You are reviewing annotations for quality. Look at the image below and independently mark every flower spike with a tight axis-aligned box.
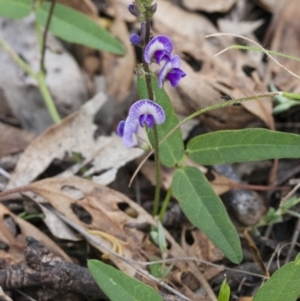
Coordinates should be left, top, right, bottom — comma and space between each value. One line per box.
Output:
117, 100, 165, 148
158, 55, 186, 88
144, 35, 173, 64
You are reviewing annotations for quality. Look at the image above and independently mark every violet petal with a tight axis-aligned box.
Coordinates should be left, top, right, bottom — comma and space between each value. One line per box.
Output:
144, 35, 173, 64
158, 55, 185, 88
139, 114, 146, 127
166, 68, 186, 87
117, 120, 125, 137
144, 114, 155, 128
129, 99, 165, 125
122, 117, 139, 148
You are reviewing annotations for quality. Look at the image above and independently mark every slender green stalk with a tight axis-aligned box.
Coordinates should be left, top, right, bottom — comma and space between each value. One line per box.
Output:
159, 188, 172, 222
36, 71, 61, 123
0, 38, 36, 78
142, 18, 161, 216
281, 92, 300, 101
0, 35, 61, 124
229, 45, 300, 63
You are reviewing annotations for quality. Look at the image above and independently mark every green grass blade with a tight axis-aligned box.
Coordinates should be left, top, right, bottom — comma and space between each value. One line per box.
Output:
36, 2, 125, 55
88, 260, 163, 301
187, 128, 300, 165
172, 166, 242, 264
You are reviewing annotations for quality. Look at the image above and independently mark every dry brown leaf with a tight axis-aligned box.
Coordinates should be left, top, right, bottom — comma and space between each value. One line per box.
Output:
0, 123, 36, 157
241, 99, 274, 130
255, 0, 285, 12
140, 159, 234, 196
218, 19, 264, 36
182, 0, 237, 13
182, 226, 224, 263
0, 203, 71, 265
152, 1, 272, 129
57, 0, 98, 17
271, 0, 300, 93
101, 4, 135, 102
7, 93, 143, 189
1, 177, 219, 299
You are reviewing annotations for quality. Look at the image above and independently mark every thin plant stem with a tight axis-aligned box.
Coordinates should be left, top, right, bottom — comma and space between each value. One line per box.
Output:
0, 38, 36, 78
159, 188, 172, 222
228, 45, 300, 63
142, 18, 161, 216
0, 32, 61, 124
40, 0, 57, 73
36, 71, 61, 123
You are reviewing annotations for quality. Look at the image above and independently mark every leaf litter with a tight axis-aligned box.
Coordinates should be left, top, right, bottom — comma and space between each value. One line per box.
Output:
0, 0, 300, 300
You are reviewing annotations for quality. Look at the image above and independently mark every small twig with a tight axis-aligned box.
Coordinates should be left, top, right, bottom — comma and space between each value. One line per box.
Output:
40, 0, 57, 73
280, 181, 300, 206
285, 218, 300, 263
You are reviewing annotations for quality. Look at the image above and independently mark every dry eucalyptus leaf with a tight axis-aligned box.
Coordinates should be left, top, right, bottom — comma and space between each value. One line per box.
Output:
7, 93, 143, 189
181, 226, 224, 263
182, 0, 237, 13
0, 123, 36, 157
271, 0, 300, 93
58, 0, 98, 17
101, 5, 135, 102
218, 19, 264, 35
153, 1, 273, 129
254, 0, 285, 12
1, 177, 216, 298
0, 203, 71, 265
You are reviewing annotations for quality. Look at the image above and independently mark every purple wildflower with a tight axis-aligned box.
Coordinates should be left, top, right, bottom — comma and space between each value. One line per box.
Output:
158, 55, 186, 88
144, 35, 173, 65
117, 100, 165, 147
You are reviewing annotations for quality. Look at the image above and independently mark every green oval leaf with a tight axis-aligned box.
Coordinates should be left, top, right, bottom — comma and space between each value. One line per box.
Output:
172, 166, 242, 264
187, 128, 300, 165
88, 260, 163, 301
0, 0, 31, 19
36, 3, 125, 55
253, 254, 300, 301
137, 76, 184, 167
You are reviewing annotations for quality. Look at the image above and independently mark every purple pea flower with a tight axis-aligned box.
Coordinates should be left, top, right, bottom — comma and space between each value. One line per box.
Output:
158, 55, 186, 88
117, 99, 165, 148
144, 35, 173, 65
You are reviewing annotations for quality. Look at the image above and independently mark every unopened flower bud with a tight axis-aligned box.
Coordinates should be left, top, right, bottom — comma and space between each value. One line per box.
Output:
150, 3, 157, 14
128, 4, 140, 17
130, 33, 142, 46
